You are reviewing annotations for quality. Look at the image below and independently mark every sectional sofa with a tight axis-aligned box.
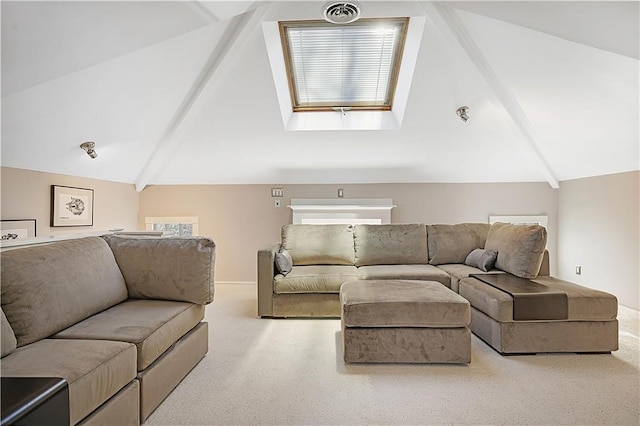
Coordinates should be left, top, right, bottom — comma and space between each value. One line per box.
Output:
257, 223, 618, 354
1, 235, 215, 425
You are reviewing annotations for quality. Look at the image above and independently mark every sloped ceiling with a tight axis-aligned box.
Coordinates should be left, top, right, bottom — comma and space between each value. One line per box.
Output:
1, 1, 638, 190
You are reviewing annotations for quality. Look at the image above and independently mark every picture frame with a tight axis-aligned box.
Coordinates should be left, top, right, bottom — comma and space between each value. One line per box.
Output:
1, 219, 37, 240
51, 185, 94, 227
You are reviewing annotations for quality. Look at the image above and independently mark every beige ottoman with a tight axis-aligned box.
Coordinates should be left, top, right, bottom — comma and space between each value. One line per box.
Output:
340, 280, 471, 364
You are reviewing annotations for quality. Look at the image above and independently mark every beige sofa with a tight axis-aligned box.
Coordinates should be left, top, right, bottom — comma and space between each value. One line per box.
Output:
1, 235, 215, 424
257, 223, 618, 354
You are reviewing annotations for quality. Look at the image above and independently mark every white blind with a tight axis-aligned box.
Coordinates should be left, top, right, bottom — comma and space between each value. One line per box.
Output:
282, 19, 407, 109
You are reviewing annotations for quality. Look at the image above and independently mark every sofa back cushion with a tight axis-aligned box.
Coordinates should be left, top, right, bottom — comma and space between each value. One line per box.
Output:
1, 308, 17, 357
484, 222, 547, 278
427, 223, 490, 265
0, 237, 128, 347
282, 224, 355, 265
103, 235, 216, 304
354, 224, 428, 266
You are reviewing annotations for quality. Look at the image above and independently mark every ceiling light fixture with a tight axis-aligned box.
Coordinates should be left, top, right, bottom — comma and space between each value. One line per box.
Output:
323, 1, 361, 24
80, 141, 97, 159
456, 106, 470, 122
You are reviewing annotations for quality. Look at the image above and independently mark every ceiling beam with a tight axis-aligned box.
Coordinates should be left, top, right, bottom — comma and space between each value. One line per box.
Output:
187, 2, 221, 23
134, 3, 270, 192
423, 2, 560, 189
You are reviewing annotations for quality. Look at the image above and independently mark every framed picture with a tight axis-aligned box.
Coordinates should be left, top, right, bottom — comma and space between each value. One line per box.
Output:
51, 185, 94, 227
1, 219, 36, 240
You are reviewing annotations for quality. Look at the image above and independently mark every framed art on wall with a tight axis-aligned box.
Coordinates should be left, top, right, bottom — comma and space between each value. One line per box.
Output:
1, 219, 37, 240
51, 185, 94, 227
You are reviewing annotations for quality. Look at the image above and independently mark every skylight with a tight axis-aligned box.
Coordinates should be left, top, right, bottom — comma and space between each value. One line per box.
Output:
279, 18, 409, 112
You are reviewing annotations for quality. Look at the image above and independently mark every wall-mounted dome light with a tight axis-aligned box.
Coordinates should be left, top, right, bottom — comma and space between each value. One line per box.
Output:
323, 1, 361, 24
456, 106, 470, 122
80, 141, 97, 159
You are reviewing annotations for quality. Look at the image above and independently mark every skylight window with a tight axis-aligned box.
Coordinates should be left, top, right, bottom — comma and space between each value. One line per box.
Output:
279, 18, 409, 112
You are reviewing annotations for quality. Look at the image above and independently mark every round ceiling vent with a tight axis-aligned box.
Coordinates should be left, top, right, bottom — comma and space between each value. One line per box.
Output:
323, 1, 361, 24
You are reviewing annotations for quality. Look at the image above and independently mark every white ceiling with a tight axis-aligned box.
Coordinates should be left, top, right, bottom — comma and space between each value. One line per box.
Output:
1, 1, 638, 190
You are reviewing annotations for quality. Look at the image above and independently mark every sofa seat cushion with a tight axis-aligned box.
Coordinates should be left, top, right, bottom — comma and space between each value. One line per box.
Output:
1, 237, 128, 347
357, 265, 451, 288
281, 224, 355, 265
0, 339, 136, 425
427, 223, 490, 265
340, 280, 470, 328
459, 276, 618, 323
274, 265, 360, 294
436, 264, 503, 293
354, 224, 428, 266
53, 300, 204, 371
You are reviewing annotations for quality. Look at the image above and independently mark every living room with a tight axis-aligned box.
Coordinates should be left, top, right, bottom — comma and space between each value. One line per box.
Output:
1, 1, 639, 425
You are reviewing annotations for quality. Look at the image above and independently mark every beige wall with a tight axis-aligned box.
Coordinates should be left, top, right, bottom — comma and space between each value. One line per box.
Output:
1, 167, 138, 237
4, 165, 636, 308
138, 182, 558, 283
558, 171, 640, 310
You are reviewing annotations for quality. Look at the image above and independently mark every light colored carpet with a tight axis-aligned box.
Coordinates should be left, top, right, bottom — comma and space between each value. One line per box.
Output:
146, 284, 640, 425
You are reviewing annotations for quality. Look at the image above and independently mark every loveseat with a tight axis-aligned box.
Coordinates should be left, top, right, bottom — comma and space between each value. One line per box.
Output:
257, 223, 618, 354
1, 235, 215, 425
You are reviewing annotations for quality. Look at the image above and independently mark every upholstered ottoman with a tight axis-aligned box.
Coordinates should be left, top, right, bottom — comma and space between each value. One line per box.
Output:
340, 280, 471, 364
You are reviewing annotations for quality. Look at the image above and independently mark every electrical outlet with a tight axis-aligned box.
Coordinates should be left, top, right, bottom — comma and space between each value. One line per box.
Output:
275, 199, 281, 208
575, 265, 582, 275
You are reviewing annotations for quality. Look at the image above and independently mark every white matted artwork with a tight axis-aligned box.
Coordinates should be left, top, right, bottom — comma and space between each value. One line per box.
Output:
145, 216, 199, 236
1, 219, 36, 240
489, 215, 548, 229
51, 185, 94, 227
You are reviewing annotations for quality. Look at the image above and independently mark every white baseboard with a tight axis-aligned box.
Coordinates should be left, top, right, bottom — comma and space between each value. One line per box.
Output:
215, 281, 256, 286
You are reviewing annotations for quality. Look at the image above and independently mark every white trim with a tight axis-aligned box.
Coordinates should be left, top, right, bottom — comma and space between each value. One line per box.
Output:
215, 281, 256, 286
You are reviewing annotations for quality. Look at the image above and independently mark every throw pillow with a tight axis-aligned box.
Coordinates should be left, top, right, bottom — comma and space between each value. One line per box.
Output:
464, 248, 498, 272
1, 308, 17, 358
275, 249, 293, 276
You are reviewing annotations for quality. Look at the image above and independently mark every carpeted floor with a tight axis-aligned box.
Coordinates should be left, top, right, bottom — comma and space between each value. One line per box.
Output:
146, 284, 640, 425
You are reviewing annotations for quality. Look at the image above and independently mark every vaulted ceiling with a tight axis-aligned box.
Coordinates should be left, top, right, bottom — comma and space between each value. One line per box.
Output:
2, 1, 638, 191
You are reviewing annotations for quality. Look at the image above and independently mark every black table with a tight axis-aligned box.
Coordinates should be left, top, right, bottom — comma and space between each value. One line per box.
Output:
1, 377, 69, 426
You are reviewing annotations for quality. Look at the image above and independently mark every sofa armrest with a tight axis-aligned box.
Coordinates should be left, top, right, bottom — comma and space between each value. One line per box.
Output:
102, 235, 215, 304
257, 243, 281, 317
538, 249, 550, 276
